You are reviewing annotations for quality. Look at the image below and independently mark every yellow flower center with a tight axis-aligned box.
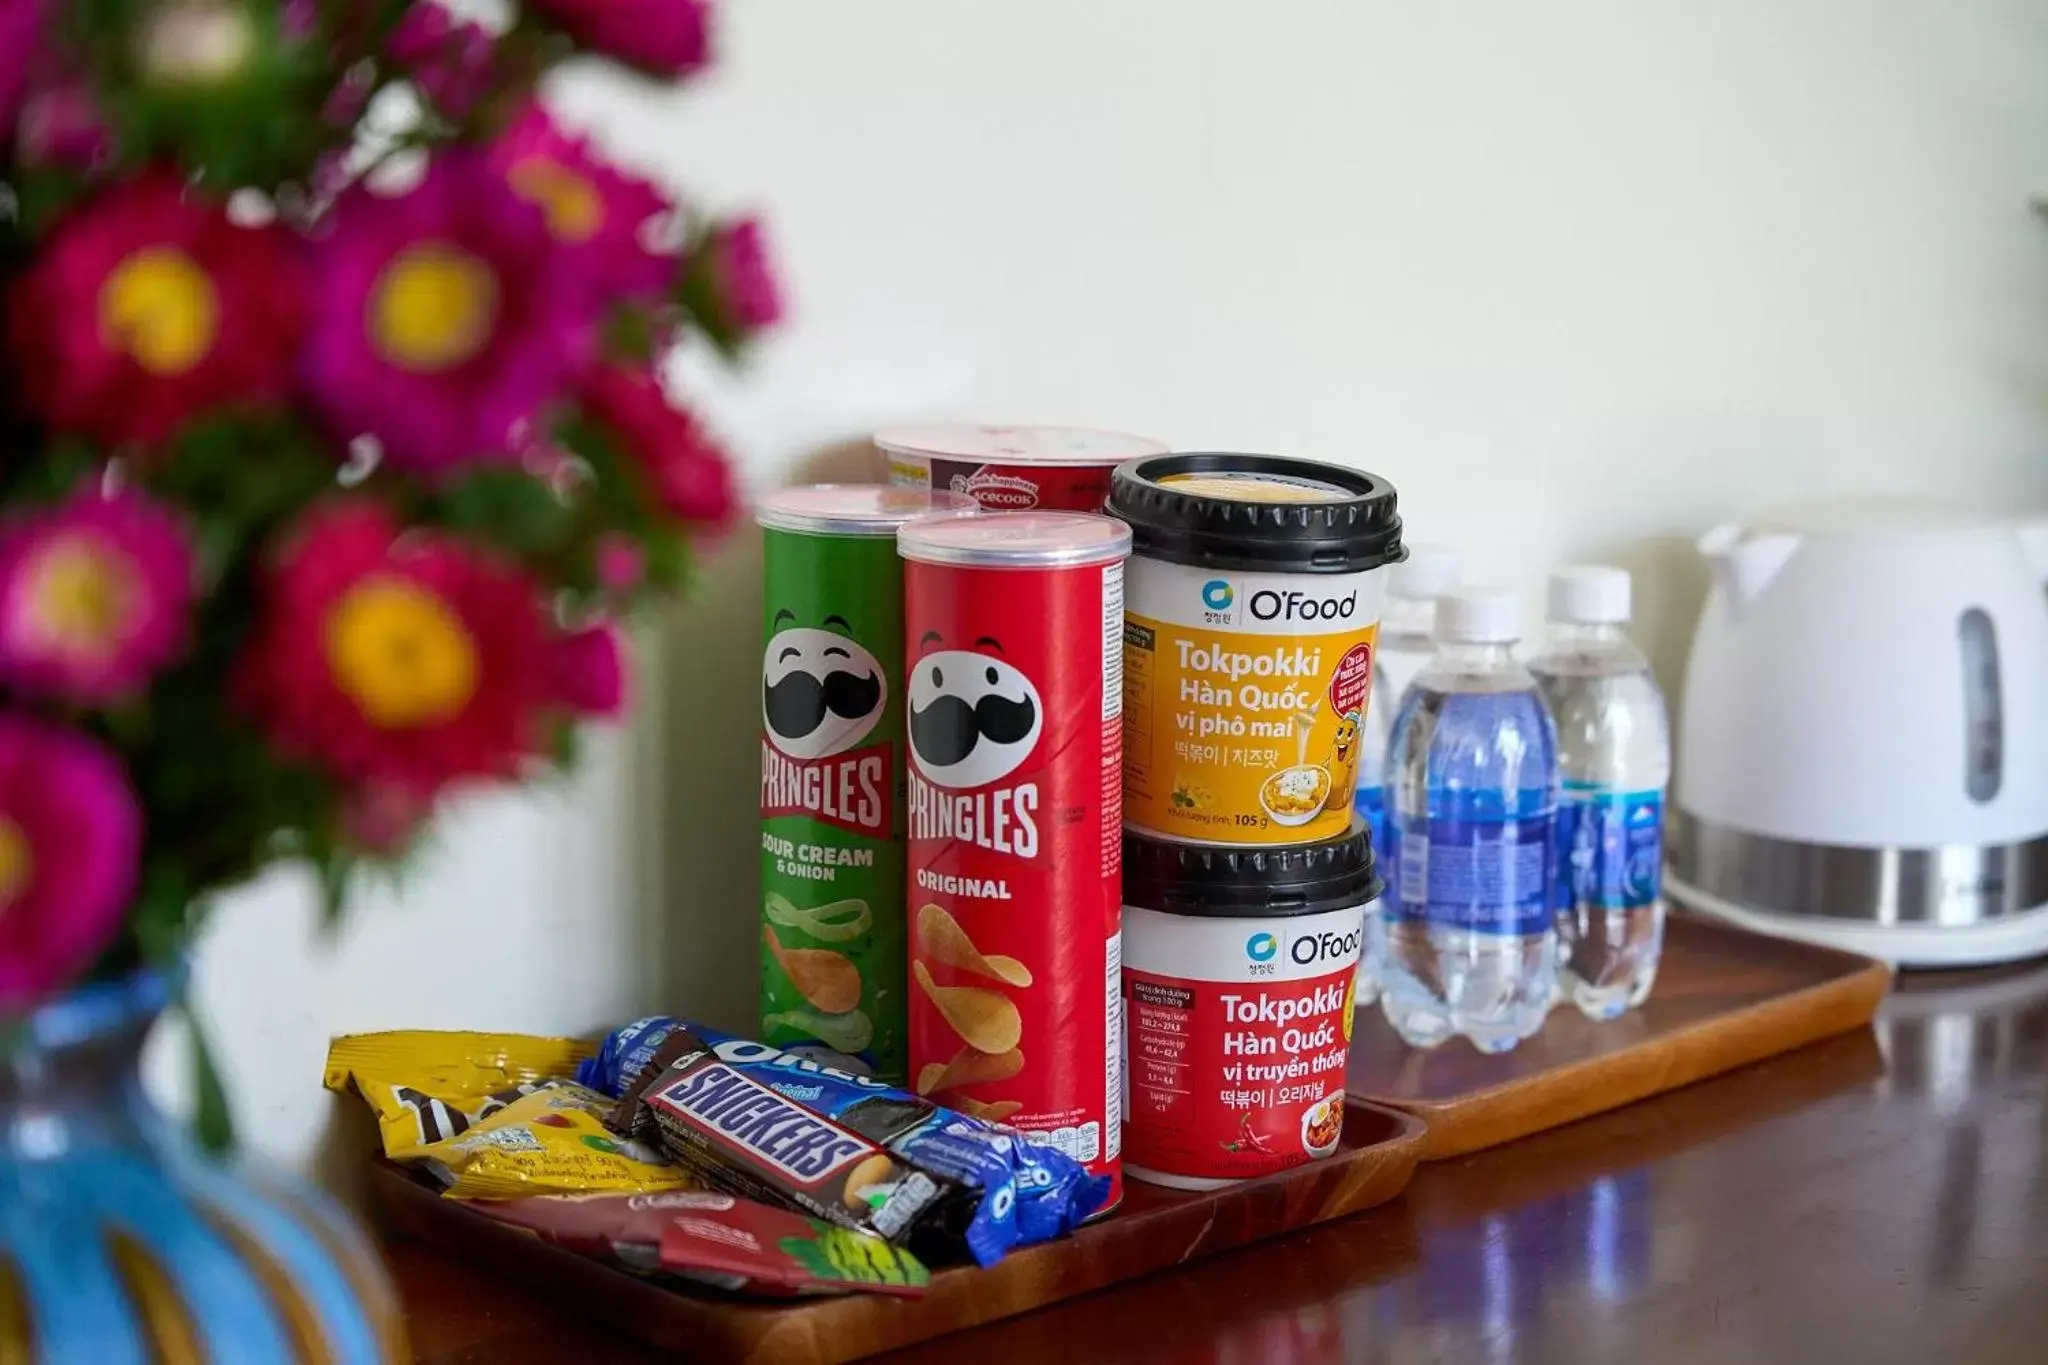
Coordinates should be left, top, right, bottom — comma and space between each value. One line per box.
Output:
21, 536, 137, 660
324, 577, 480, 730
368, 243, 500, 374
98, 246, 220, 377
0, 818, 32, 916
505, 157, 606, 245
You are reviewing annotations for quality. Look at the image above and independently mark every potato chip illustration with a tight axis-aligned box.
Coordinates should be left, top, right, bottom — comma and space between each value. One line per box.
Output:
914, 1045, 1024, 1096
916, 903, 1033, 988
941, 1094, 1022, 1124
912, 961, 1023, 1055
765, 927, 863, 1016
762, 1006, 873, 1057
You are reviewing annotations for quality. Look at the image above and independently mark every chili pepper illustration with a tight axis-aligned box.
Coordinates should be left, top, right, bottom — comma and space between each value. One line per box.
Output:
1218, 1111, 1277, 1155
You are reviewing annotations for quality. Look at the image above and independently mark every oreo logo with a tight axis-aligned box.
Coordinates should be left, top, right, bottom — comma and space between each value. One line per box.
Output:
762, 612, 885, 760
907, 637, 1043, 789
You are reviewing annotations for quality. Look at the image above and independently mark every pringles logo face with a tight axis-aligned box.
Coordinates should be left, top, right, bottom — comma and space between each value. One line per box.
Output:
761, 610, 890, 836
762, 611, 885, 759
907, 635, 1043, 856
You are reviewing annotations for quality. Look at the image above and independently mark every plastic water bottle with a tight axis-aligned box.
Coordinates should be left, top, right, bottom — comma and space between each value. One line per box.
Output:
1354, 546, 1461, 1008
1376, 587, 1559, 1053
1529, 566, 1670, 1019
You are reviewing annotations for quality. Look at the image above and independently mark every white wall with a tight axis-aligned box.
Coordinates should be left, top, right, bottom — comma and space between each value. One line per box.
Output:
168, 0, 2048, 1178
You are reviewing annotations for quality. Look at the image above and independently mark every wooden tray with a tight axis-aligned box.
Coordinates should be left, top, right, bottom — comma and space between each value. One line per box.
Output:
1347, 911, 1891, 1159
373, 1099, 1426, 1365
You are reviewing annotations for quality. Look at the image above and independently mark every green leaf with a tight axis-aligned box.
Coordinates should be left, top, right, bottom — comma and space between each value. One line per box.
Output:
184, 999, 237, 1157
316, 849, 356, 938
435, 468, 579, 561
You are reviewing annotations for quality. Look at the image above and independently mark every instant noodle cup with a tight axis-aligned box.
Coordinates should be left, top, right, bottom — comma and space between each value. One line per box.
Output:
1121, 821, 1377, 1190
1111, 454, 1404, 846
757, 486, 978, 1082
898, 510, 1132, 1209
878, 424, 1168, 512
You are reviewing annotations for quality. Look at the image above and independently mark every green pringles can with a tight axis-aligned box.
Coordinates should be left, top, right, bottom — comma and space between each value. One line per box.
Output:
756, 486, 978, 1081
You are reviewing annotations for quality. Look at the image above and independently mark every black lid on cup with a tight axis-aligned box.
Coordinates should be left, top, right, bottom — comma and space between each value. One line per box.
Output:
1122, 820, 1379, 918
1109, 453, 1405, 574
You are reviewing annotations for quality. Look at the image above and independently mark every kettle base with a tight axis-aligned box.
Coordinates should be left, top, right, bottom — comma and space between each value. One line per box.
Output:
1667, 872, 2048, 968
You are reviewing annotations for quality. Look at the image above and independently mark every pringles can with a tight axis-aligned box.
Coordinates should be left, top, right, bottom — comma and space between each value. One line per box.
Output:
898, 511, 1133, 1208
757, 486, 977, 1082
878, 424, 1169, 512
1111, 454, 1405, 846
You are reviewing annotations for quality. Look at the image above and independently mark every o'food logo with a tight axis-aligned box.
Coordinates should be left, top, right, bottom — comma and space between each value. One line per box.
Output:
1201, 579, 1235, 612
1245, 932, 1278, 963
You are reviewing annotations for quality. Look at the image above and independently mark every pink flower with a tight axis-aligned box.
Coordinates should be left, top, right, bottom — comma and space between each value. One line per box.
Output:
341, 782, 433, 855
240, 501, 554, 798
526, 0, 710, 76
0, 487, 197, 704
0, 0, 45, 143
301, 154, 601, 475
15, 75, 109, 169
7, 171, 305, 448
489, 103, 676, 302
552, 622, 630, 718
579, 364, 736, 528
0, 716, 141, 1013
388, 2, 496, 120
594, 534, 645, 593
700, 217, 781, 334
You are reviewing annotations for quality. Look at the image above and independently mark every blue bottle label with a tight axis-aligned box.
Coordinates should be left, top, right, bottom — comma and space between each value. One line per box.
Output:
1391, 792, 1554, 936
1554, 786, 1663, 911
1354, 783, 1387, 891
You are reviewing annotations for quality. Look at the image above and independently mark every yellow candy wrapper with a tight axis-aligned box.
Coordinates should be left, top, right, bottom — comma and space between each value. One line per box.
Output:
410, 1083, 692, 1200
324, 1029, 593, 1160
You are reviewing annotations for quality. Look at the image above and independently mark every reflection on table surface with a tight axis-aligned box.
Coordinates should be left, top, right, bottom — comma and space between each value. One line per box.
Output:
878, 956, 2048, 1365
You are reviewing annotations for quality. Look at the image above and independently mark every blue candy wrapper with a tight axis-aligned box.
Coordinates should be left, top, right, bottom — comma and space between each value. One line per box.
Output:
587, 1017, 1110, 1267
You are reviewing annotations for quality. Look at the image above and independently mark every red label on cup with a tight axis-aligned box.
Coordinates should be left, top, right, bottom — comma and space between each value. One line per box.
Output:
1121, 904, 1361, 1184
1328, 641, 1374, 718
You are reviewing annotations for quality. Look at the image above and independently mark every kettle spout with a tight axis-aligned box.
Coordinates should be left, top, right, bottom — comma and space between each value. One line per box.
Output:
1698, 523, 1801, 611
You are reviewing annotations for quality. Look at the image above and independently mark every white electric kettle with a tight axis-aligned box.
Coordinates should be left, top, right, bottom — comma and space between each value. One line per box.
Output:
1666, 499, 2048, 966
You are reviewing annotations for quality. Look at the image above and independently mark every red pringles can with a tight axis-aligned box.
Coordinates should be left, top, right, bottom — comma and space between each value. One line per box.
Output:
898, 511, 1133, 1209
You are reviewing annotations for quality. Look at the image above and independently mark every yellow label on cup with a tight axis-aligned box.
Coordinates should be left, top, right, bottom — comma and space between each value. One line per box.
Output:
1122, 559, 1385, 844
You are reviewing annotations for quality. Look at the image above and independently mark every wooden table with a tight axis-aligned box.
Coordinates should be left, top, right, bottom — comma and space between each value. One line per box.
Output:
387, 959, 2048, 1364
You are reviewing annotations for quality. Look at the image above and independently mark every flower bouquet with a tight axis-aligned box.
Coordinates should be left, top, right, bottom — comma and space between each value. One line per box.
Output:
0, 0, 775, 1140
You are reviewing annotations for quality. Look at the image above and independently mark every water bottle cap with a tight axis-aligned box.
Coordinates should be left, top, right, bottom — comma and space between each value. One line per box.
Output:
1548, 565, 1632, 624
1388, 543, 1460, 600
1436, 586, 1520, 644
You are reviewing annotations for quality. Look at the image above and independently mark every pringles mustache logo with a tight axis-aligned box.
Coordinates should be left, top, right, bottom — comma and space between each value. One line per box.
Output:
907, 635, 1044, 855
907, 637, 1042, 789
762, 612, 885, 760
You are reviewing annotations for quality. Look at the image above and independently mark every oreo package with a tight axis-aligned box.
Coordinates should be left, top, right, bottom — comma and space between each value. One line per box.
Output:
586, 1018, 1110, 1267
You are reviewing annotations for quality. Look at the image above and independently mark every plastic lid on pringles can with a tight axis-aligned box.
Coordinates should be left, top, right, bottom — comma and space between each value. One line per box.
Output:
756, 485, 978, 537
896, 510, 1133, 568
1108, 453, 1404, 573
